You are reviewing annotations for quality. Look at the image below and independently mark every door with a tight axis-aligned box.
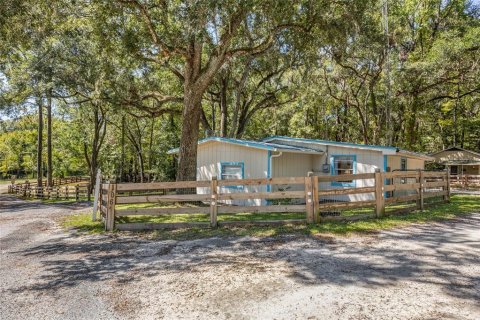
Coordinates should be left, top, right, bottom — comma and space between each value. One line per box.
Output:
450, 165, 458, 175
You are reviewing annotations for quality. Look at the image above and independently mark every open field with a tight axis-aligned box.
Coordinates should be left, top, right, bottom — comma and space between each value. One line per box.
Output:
1, 193, 480, 319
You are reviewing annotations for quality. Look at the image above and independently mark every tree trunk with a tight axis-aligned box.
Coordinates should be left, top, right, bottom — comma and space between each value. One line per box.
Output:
176, 94, 202, 181
37, 99, 43, 186
220, 77, 228, 137
120, 115, 125, 182
148, 118, 154, 170
46, 89, 53, 187
138, 152, 145, 183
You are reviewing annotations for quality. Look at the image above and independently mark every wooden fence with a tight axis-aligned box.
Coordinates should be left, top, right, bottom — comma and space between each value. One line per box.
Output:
450, 174, 480, 189
8, 177, 92, 201
9, 176, 89, 188
97, 170, 449, 231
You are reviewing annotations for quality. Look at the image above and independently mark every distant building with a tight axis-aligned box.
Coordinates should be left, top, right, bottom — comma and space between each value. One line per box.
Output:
430, 147, 480, 175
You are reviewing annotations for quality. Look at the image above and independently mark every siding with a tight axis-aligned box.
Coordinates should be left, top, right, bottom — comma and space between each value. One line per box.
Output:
386, 156, 425, 197
271, 144, 384, 201
311, 146, 383, 202
196, 141, 268, 205
387, 156, 424, 171
272, 152, 313, 177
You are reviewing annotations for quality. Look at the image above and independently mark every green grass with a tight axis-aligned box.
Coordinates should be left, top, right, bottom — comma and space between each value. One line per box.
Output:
61, 213, 105, 234
61, 194, 480, 239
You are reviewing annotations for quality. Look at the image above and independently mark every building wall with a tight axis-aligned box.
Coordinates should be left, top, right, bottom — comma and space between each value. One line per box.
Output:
269, 146, 384, 201
311, 146, 384, 202
386, 156, 425, 197
196, 141, 268, 205
386, 156, 424, 171
450, 165, 480, 175
194, 140, 428, 205
272, 152, 313, 177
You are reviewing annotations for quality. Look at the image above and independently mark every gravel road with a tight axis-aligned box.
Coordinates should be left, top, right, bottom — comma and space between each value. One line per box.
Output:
1, 194, 479, 320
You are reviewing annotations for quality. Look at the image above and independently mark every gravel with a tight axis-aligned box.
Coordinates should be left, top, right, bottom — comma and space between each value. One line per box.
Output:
1, 194, 479, 320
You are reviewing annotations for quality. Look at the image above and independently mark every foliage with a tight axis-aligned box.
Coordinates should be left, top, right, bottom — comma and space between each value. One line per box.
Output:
0, 0, 479, 179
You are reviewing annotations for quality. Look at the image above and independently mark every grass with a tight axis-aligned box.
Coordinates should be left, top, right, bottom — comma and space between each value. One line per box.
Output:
61, 213, 105, 233
61, 194, 480, 239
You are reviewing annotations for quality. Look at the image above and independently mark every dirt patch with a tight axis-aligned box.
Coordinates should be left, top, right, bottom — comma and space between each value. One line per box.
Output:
1, 194, 479, 319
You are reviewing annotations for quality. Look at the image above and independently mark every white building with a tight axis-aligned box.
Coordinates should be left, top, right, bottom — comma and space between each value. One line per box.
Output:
168, 136, 434, 204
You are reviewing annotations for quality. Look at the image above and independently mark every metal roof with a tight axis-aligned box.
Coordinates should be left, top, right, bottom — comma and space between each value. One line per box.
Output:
167, 137, 324, 154
262, 136, 398, 151
168, 136, 434, 160
396, 149, 435, 161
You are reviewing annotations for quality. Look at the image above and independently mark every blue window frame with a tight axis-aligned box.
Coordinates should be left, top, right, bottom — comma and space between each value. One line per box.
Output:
220, 162, 244, 189
330, 155, 356, 187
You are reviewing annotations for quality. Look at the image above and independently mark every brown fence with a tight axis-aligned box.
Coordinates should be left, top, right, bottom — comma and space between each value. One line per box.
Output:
450, 174, 480, 189
98, 170, 449, 231
8, 177, 92, 201
9, 176, 89, 188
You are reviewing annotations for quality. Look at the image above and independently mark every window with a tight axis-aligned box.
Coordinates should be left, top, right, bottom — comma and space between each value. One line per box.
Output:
331, 155, 356, 186
220, 162, 244, 188
400, 158, 407, 171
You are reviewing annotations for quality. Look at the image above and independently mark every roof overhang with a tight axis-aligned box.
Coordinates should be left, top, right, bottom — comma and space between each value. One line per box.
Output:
396, 149, 435, 161
262, 136, 398, 154
429, 146, 480, 158
167, 137, 324, 155
438, 161, 480, 166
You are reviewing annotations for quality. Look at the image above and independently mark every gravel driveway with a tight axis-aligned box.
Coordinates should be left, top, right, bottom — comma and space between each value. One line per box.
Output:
1, 194, 479, 320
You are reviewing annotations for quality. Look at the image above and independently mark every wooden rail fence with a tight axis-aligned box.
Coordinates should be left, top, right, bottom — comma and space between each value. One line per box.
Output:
97, 170, 449, 231
449, 174, 480, 189
8, 177, 92, 201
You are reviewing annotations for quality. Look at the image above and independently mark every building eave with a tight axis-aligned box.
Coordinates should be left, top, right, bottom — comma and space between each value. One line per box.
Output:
167, 137, 324, 155
262, 136, 398, 153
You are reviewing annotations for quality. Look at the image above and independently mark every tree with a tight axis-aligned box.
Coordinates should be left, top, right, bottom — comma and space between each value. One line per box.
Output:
98, 0, 324, 180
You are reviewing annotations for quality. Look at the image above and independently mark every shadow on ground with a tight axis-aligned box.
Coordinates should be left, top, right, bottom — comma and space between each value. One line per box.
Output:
8, 214, 480, 305
0, 195, 91, 213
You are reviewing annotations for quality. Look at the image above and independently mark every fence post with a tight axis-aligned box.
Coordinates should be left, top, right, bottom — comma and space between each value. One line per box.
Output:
305, 176, 314, 223
419, 170, 424, 210
87, 185, 91, 202
374, 169, 385, 217
92, 169, 102, 221
210, 176, 218, 227
75, 184, 80, 201
106, 183, 117, 231
312, 175, 320, 223
444, 170, 450, 202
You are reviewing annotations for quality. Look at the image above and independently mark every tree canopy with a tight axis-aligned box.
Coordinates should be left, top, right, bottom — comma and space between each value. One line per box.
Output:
1, 0, 479, 182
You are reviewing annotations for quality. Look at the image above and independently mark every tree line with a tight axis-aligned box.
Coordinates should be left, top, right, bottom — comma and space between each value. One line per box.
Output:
0, 0, 479, 186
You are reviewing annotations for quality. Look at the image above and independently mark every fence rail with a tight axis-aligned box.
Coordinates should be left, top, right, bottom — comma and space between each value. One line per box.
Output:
8, 177, 92, 201
97, 170, 450, 231
450, 174, 480, 189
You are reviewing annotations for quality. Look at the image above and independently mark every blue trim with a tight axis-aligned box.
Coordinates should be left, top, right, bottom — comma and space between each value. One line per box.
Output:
220, 162, 244, 189
262, 136, 398, 151
266, 151, 272, 192
330, 155, 356, 187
